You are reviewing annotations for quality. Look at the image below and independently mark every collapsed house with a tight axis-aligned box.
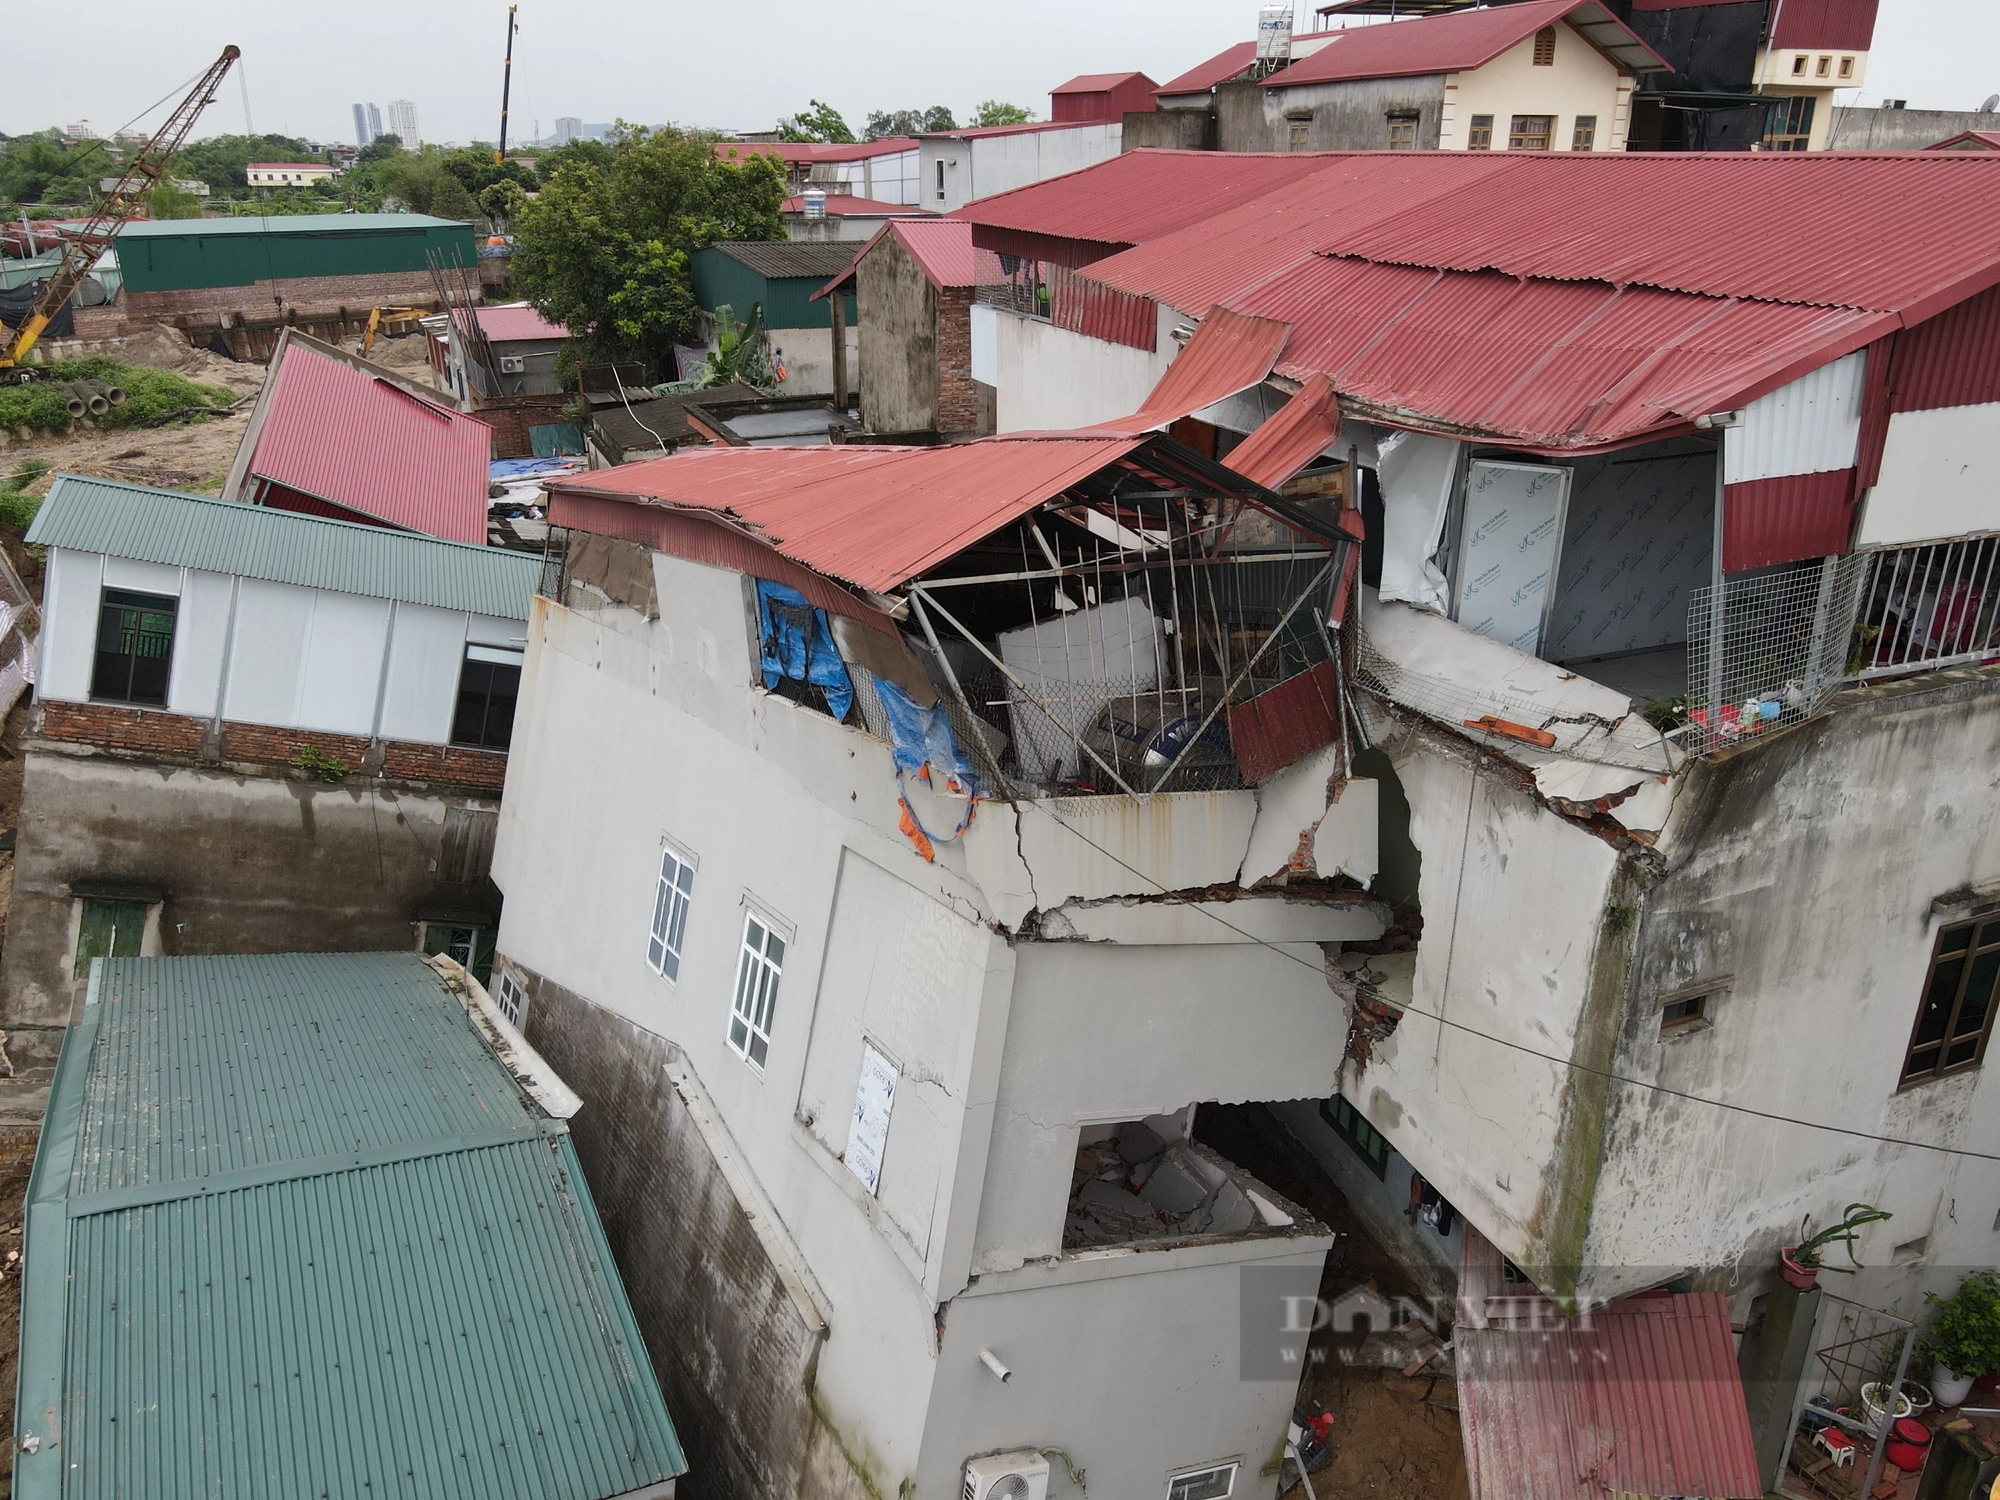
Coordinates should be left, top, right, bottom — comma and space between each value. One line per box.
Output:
947, 142, 2000, 1476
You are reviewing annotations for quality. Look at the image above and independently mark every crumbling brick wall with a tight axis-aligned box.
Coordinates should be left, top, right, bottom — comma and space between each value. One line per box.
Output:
937, 285, 988, 437
471, 393, 570, 460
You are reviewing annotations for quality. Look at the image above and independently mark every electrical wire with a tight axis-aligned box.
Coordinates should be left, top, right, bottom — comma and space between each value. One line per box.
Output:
1022, 798, 2000, 1165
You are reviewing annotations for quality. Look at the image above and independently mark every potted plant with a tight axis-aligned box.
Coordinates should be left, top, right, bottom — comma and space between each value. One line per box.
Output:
1779, 1203, 1892, 1290
1923, 1270, 2000, 1407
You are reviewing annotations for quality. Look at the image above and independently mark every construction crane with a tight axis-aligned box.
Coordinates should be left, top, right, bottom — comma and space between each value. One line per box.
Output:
494, 7, 518, 165
0, 44, 240, 380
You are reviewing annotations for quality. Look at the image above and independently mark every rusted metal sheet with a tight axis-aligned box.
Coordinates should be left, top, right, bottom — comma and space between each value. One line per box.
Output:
1889, 282, 2000, 414
1227, 660, 1342, 784
1723, 468, 1856, 571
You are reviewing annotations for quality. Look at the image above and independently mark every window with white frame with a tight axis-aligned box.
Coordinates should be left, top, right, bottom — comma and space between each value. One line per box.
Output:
494, 968, 528, 1027
1166, 1463, 1238, 1500
647, 844, 697, 981
727, 909, 786, 1069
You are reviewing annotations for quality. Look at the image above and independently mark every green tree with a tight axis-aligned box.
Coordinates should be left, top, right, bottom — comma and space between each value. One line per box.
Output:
863, 106, 956, 140
441, 147, 537, 197
355, 134, 405, 164
479, 179, 528, 234
511, 126, 786, 377
0, 132, 98, 207
779, 100, 856, 144
146, 178, 206, 219
974, 100, 1035, 127
430, 173, 480, 222
534, 137, 612, 186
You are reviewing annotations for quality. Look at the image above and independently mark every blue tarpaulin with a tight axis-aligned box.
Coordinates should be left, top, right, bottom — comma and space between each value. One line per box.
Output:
756, 579, 853, 722
876, 678, 976, 796
490, 457, 581, 481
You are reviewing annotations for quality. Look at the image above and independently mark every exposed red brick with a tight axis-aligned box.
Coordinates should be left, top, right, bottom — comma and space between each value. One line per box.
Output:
38, 701, 206, 757
470, 393, 570, 460
381, 741, 509, 794
937, 287, 982, 436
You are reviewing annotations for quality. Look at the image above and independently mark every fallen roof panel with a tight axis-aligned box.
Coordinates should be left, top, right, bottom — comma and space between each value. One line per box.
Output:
241, 335, 492, 543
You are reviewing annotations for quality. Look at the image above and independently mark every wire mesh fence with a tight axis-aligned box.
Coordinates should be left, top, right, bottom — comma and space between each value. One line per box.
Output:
1849, 533, 2000, 680
1681, 556, 1865, 754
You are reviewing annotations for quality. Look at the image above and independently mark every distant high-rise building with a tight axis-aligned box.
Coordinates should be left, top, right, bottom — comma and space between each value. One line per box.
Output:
385, 100, 421, 148
352, 102, 384, 146
554, 116, 583, 144
368, 103, 383, 142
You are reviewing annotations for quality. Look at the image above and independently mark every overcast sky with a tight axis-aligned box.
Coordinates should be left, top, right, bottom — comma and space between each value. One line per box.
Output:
1, 0, 1976, 147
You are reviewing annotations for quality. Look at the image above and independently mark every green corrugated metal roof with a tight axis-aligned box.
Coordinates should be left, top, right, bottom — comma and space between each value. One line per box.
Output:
28, 475, 538, 621
112, 214, 467, 238
18, 953, 685, 1500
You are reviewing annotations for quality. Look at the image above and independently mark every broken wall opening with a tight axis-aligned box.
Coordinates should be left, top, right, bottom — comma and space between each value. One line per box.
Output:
1063, 1107, 1317, 1250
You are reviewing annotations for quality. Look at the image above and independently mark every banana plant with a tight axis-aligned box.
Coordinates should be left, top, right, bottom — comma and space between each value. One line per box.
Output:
703, 302, 776, 389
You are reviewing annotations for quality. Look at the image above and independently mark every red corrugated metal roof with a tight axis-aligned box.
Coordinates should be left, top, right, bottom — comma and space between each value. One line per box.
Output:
475, 304, 567, 342
1769, 0, 1878, 51
1458, 1292, 1765, 1500
924, 120, 1113, 140
714, 137, 917, 165
544, 437, 1145, 593
952, 149, 1347, 262
246, 341, 491, 545
1053, 71, 1155, 94
1116, 307, 1290, 429
1270, 0, 1666, 87
1155, 31, 1349, 97
1724, 470, 1856, 570
812, 220, 1006, 302
1889, 282, 2000, 412
1084, 152, 2000, 318
1928, 130, 2000, 152
1222, 374, 1341, 488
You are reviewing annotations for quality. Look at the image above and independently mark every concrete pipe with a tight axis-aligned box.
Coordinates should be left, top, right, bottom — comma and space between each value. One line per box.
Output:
59, 385, 86, 417
73, 383, 109, 415
86, 379, 126, 407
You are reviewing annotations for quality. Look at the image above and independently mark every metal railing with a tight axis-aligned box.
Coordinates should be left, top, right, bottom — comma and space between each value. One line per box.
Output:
1681, 556, 1864, 754
1849, 533, 2000, 680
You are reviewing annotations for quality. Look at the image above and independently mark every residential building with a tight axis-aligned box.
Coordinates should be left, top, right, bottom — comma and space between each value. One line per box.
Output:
814, 219, 1002, 438
1050, 71, 1160, 123
688, 241, 861, 398
781, 193, 922, 243
385, 97, 422, 147
84, 214, 478, 358
429, 302, 575, 457
352, 100, 383, 146
918, 120, 1125, 213
99, 176, 209, 198
224, 331, 494, 543
954, 145, 2000, 1480
1928, 127, 2000, 150
555, 114, 584, 143
19, 950, 687, 1500
716, 137, 923, 206
0, 477, 538, 1080
500, 431, 1377, 1500
246, 160, 339, 189
1144, 0, 1663, 154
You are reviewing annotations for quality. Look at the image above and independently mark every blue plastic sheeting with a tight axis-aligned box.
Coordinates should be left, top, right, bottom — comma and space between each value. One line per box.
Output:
489, 457, 580, 480
756, 579, 854, 721
876, 677, 977, 796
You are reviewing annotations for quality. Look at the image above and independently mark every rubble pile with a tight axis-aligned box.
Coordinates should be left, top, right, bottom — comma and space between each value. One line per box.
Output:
1063, 1123, 1288, 1248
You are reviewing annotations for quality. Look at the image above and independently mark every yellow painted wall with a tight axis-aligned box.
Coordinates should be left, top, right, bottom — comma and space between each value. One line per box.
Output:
1437, 20, 1633, 151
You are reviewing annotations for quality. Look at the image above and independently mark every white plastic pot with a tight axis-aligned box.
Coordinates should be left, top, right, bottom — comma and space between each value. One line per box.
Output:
1931, 1361, 1977, 1407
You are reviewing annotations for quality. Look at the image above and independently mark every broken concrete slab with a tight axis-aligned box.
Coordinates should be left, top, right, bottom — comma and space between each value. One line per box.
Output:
1040, 893, 1386, 946
1239, 744, 1381, 887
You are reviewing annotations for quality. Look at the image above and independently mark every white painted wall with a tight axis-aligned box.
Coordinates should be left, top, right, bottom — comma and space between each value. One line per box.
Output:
920, 124, 1122, 214
990, 306, 1172, 432
1437, 22, 1635, 150
37, 548, 512, 745
1724, 351, 1865, 484
1856, 401, 2000, 546
764, 323, 862, 400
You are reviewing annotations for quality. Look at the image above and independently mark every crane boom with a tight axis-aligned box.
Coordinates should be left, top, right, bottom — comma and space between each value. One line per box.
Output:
0, 44, 241, 374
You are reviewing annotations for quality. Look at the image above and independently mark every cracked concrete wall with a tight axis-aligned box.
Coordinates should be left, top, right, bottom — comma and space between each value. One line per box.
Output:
1335, 721, 1623, 1290
1584, 669, 2000, 1320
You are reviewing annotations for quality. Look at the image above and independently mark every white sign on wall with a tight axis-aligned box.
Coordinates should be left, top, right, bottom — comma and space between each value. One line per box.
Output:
1454, 460, 1572, 656
845, 1041, 899, 1196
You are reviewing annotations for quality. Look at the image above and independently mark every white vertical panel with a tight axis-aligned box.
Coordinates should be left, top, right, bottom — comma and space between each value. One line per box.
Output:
465, 613, 527, 649
378, 602, 467, 745
223, 578, 311, 727
101, 556, 184, 595
1855, 402, 2000, 547
1723, 351, 1866, 484
38, 549, 102, 703
166, 569, 235, 719
297, 590, 392, 734
970, 303, 998, 386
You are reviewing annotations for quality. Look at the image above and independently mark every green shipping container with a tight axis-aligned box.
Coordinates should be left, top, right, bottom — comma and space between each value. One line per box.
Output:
113, 214, 477, 293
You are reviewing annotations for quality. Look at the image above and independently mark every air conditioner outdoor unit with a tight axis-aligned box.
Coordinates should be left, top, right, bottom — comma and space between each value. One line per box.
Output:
498, 354, 526, 374
963, 1451, 1049, 1500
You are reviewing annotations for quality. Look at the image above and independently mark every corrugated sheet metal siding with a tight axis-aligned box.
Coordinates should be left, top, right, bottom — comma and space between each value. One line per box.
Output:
119, 219, 476, 295
29, 475, 539, 620
1770, 0, 1879, 50
1890, 281, 2000, 413
1723, 469, 1856, 571
1723, 350, 1865, 483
